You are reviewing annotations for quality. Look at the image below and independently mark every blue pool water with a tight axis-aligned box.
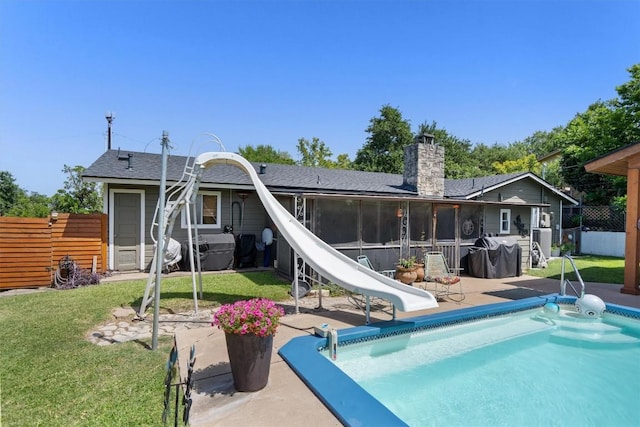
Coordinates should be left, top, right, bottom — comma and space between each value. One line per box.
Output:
279, 297, 640, 427
330, 309, 640, 426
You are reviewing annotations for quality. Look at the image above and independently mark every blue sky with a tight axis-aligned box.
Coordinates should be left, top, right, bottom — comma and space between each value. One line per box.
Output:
1, 0, 638, 196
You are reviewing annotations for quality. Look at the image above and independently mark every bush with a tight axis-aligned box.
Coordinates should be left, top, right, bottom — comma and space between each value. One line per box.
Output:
560, 242, 576, 255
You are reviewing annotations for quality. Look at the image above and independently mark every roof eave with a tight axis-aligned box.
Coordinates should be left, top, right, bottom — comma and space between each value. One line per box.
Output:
460, 173, 579, 205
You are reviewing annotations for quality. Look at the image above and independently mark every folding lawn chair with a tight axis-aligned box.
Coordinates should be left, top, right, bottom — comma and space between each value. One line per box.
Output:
424, 251, 464, 302
357, 255, 396, 279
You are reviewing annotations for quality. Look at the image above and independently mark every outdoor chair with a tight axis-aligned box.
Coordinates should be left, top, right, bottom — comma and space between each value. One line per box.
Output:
356, 255, 396, 279
354, 255, 396, 319
424, 251, 464, 302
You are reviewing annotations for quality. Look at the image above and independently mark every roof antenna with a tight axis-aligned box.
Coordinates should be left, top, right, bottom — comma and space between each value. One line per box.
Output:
105, 111, 115, 150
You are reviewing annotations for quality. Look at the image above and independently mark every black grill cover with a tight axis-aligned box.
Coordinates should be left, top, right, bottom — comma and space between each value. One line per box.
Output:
468, 236, 522, 278
180, 234, 235, 271
235, 234, 257, 268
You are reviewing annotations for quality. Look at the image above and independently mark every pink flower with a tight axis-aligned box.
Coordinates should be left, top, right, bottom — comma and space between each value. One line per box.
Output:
212, 298, 284, 336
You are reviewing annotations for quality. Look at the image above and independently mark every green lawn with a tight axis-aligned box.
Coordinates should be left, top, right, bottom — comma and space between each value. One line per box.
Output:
0, 271, 290, 426
526, 255, 625, 284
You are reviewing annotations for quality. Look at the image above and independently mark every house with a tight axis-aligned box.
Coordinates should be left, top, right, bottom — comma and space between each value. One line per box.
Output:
82, 140, 578, 279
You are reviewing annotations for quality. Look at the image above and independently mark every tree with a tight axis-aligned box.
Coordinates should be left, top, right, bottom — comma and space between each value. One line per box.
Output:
0, 171, 23, 215
238, 144, 295, 165
492, 154, 542, 175
297, 137, 334, 167
543, 64, 640, 204
334, 153, 352, 169
559, 101, 628, 204
7, 192, 51, 218
520, 127, 566, 158
539, 159, 564, 188
469, 143, 507, 176
515, 128, 567, 187
296, 137, 351, 169
353, 105, 414, 173
0, 170, 52, 217
613, 63, 640, 144
50, 165, 102, 213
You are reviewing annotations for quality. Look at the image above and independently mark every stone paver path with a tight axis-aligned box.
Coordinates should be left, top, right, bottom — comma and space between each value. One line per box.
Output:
87, 307, 213, 346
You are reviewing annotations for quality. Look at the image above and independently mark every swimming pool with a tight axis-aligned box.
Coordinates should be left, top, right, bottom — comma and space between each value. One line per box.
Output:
279, 296, 640, 426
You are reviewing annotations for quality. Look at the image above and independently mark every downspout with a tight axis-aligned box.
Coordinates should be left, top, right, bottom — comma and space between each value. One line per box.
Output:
231, 201, 242, 232
454, 204, 460, 268
228, 190, 232, 229
357, 200, 363, 255
529, 206, 535, 269
559, 200, 563, 246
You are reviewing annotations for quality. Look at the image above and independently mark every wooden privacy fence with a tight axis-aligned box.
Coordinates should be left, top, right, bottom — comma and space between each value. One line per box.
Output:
0, 213, 107, 290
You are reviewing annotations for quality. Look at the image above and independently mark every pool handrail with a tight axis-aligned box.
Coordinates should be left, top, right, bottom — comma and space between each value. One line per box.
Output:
560, 254, 585, 299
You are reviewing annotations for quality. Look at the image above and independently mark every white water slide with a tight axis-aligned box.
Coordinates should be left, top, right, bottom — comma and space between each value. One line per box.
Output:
196, 152, 439, 313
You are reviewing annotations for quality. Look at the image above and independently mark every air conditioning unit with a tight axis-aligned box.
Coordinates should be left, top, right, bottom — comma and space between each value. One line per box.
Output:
539, 213, 551, 228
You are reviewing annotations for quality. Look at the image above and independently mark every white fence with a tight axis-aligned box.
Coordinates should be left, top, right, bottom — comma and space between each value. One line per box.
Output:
580, 231, 625, 257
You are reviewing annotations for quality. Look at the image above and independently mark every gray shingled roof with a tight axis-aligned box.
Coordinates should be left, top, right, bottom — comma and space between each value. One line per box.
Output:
445, 172, 528, 198
83, 150, 416, 196
83, 149, 578, 203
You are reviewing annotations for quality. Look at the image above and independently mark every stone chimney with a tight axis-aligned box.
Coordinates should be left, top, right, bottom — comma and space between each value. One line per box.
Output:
402, 134, 444, 197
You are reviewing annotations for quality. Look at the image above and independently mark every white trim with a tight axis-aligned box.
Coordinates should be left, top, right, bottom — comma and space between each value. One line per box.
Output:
531, 207, 540, 229
499, 208, 511, 234
108, 188, 145, 271
181, 190, 222, 229
101, 183, 109, 215
559, 199, 563, 247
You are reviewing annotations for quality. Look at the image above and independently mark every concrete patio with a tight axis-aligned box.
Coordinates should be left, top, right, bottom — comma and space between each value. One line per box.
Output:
173, 274, 640, 426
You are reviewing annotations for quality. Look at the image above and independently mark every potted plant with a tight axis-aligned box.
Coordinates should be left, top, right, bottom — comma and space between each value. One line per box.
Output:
399, 256, 417, 268
560, 242, 575, 256
550, 244, 561, 257
212, 298, 285, 391
395, 256, 418, 284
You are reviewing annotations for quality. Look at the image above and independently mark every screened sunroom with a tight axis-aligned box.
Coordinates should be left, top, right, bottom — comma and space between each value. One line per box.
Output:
274, 195, 486, 278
